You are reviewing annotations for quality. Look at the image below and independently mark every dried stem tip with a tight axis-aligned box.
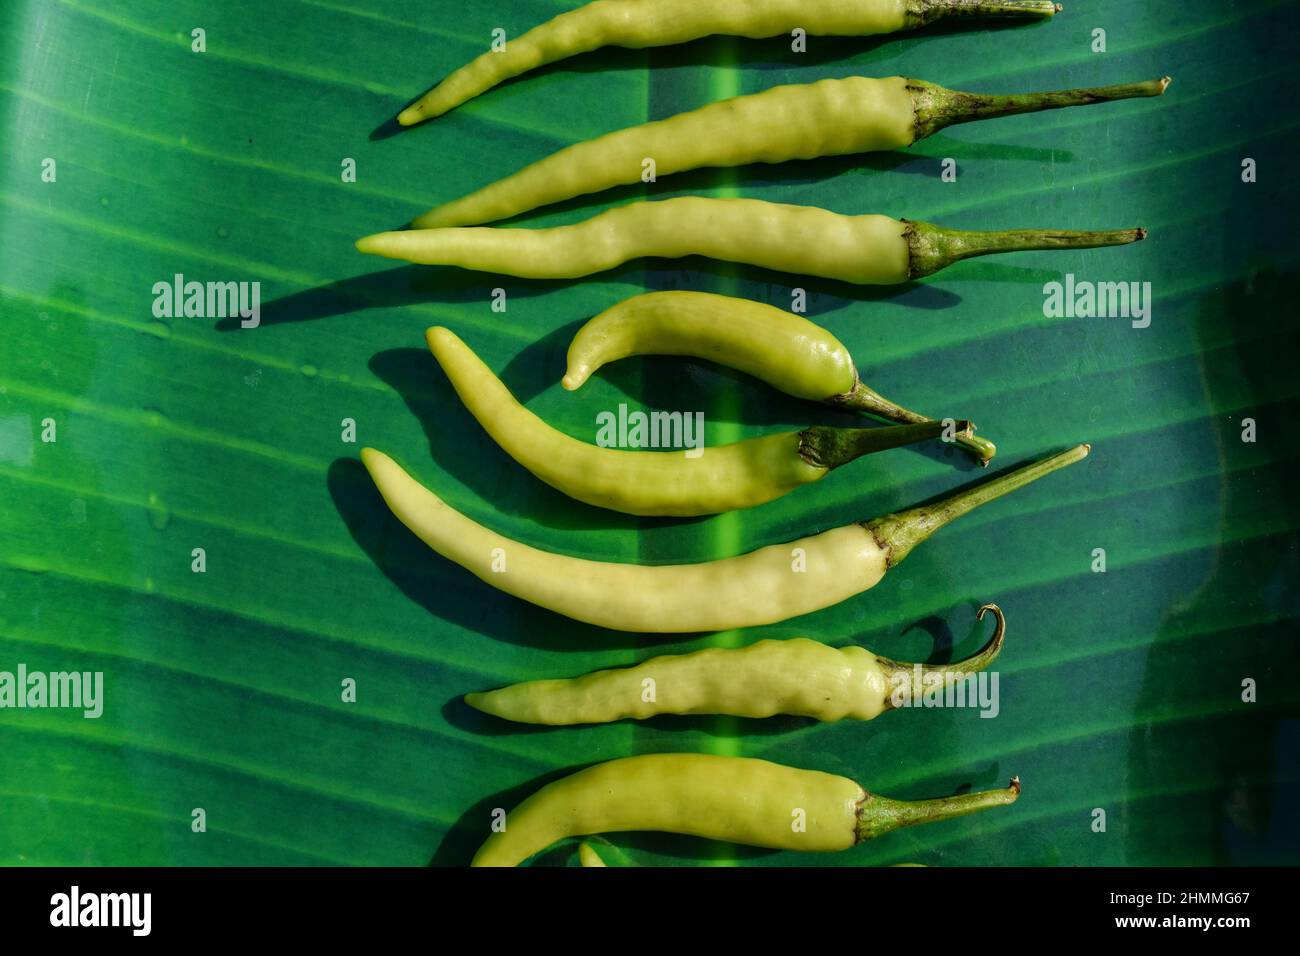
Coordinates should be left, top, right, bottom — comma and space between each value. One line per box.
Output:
877, 604, 1007, 710
910, 75, 1171, 141
856, 776, 1022, 842
906, 0, 1061, 28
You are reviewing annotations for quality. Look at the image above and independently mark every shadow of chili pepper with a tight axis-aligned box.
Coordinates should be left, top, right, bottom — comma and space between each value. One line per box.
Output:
476, 154, 938, 235
901, 615, 957, 666
368, 113, 406, 142
427, 762, 595, 866
656, 257, 964, 312
440, 695, 558, 739
219, 251, 959, 332
614, 830, 776, 864
213, 263, 633, 331
494, 318, 593, 404
366, 346, 696, 533
467, 144, 1048, 239
907, 134, 1075, 166
639, 712, 816, 738
497, 318, 828, 427
921, 261, 1063, 285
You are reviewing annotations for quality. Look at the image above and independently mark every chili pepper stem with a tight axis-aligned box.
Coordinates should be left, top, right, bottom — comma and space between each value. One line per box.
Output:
905, 0, 1060, 29
905, 221, 1146, 279
866, 443, 1090, 567
909, 75, 1170, 141
856, 777, 1021, 842
878, 604, 1006, 710
829, 379, 997, 465
798, 420, 971, 470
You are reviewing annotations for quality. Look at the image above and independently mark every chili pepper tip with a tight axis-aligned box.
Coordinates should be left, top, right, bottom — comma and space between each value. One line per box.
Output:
1010, 776, 1022, 795
396, 104, 425, 127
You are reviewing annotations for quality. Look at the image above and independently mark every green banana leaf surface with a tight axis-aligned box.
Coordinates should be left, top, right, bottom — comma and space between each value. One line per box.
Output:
2, 0, 1298, 866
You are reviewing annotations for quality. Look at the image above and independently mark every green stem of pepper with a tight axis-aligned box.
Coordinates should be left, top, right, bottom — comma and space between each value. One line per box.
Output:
909, 75, 1170, 141
905, 0, 1061, 28
856, 777, 1021, 843
904, 221, 1146, 280
866, 443, 1090, 567
877, 603, 1006, 710
798, 420, 972, 470
828, 379, 998, 465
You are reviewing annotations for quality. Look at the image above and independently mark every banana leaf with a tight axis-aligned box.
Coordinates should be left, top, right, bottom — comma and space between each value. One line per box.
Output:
1, 0, 1297, 866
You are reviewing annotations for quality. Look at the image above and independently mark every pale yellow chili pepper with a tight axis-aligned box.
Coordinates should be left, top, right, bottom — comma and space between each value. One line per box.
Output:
564, 289, 998, 463
472, 753, 1021, 866
427, 326, 970, 516
398, 0, 1061, 125
412, 75, 1168, 228
358, 197, 1146, 284
359, 444, 1087, 632
467, 604, 1005, 724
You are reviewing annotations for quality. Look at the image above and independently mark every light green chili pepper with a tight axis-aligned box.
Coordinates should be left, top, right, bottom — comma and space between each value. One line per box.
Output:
410, 74, 1168, 228
398, 0, 1062, 125
358, 197, 1146, 283
471, 753, 1021, 866
577, 843, 607, 867
565, 289, 997, 464
466, 604, 1004, 724
426, 326, 971, 516
359, 443, 1086, 632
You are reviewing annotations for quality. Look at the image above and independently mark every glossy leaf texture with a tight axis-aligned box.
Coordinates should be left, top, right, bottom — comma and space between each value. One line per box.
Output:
2, 0, 1298, 866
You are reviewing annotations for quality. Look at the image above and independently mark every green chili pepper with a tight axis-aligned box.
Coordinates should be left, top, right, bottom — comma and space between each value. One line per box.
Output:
410, 74, 1168, 228
466, 603, 1004, 724
565, 289, 998, 464
470, 753, 1021, 866
398, 0, 1063, 125
359, 443, 1086, 632
358, 197, 1145, 283
577, 843, 607, 867
426, 326, 971, 516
